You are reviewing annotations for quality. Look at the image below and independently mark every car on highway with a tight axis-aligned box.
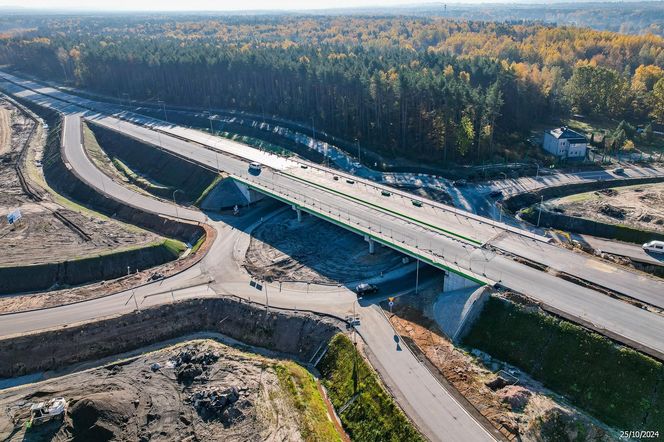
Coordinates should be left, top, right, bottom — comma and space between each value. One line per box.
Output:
381, 190, 392, 196
613, 167, 625, 174
411, 200, 423, 207
248, 162, 262, 174
355, 282, 378, 295
643, 240, 664, 254
346, 179, 355, 184
489, 190, 503, 198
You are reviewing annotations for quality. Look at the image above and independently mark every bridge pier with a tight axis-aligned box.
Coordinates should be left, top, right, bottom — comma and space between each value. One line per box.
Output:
292, 205, 302, 222
365, 236, 375, 254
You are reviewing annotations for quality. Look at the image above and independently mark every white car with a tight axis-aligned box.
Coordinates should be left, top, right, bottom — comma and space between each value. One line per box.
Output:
643, 240, 664, 254
248, 162, 262, 173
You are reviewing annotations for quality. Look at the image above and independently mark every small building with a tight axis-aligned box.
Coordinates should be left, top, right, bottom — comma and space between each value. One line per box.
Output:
542, 127, 588, 159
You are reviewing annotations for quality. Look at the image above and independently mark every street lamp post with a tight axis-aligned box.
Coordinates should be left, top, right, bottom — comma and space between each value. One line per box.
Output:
537, 195, 544, 227
172, 189, 183, 219
311, 116, 316, 143
355, 138, 361, 164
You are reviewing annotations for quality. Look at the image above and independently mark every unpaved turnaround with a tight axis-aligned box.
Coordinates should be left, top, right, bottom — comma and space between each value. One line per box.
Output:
0, 340, 332, 441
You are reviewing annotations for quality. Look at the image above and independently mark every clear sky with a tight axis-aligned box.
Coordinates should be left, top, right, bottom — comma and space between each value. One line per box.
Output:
0, 0, 515, 12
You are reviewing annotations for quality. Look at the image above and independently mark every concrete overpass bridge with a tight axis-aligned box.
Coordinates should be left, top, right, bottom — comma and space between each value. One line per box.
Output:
2, 71, 664, 361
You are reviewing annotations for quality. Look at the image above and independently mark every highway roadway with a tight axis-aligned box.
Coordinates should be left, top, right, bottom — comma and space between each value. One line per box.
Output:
0, 92, 499, 441
1, 72, 664, 361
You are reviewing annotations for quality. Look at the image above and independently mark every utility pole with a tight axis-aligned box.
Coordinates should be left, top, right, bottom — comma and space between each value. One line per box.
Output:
415, 259, 420, 294
157, 99, 168, 122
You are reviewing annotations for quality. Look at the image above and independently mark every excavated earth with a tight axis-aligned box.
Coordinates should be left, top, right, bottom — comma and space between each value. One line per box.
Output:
0, 340, 317, 442
245, 209, 404, 283
551, 183, 664, 234
0, 97, 160, 268
385, 290, 614, 442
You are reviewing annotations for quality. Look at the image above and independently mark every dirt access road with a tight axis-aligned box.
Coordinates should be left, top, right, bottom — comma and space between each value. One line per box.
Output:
0, 339, 341, 442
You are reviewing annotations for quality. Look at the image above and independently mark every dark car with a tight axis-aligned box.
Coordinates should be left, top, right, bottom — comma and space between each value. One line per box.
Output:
453, 179, 467, 187
355, 283, 378, 295
489, 190, 503, 198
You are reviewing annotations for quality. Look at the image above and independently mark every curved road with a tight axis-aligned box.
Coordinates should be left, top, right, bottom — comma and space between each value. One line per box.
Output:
1, 103, 498, 441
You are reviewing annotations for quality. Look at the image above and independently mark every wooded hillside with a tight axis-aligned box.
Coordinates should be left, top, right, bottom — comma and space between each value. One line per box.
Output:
1, 15, 662, 165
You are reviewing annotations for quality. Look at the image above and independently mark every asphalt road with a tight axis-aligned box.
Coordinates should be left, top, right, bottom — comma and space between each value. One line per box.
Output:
0, 86, 497, 440
579, 235, 664, 267
2, 72, 664, 361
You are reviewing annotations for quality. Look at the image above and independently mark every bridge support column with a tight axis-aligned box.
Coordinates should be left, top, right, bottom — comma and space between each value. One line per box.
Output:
365, 236, 375, 254
292, 205, 302, 222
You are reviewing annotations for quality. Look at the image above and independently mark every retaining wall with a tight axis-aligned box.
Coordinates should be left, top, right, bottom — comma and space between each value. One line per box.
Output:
521, 208, 664, 244
0, 242, 179, 294
0, 297, 343, 378
503, 176, 664, 213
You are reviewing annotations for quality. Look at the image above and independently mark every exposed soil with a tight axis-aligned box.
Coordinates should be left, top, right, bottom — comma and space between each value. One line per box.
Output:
0, 340, 328, 441
0, 97, 160, 268
552, 183, 664, 234
385, 294, 614, 442
0, 224, 215, 314
245, 209, 404, 283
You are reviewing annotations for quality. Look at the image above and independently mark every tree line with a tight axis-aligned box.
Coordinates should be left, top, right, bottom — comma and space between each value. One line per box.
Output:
0, 15, 662, 165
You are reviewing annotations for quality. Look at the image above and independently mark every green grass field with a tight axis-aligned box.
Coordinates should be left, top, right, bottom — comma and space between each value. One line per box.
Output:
316, 334, 425, 442
463, 297, 664, 432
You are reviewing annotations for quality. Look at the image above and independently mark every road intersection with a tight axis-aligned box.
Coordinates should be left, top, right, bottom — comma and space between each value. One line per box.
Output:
1, 70, 664, 440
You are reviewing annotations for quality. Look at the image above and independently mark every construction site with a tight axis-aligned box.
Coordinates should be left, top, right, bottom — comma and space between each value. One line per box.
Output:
0, 339, 341, 441
244, 209, 405, 284
550, 183, 664, 234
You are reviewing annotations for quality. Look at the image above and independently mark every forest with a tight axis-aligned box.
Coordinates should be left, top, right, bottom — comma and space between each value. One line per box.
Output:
0, 14, 663, 165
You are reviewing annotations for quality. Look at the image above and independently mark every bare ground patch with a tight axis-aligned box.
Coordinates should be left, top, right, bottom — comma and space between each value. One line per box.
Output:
0, 339, 340, 442
244, 210, 404, 283
552, 183, 664, 234
0, 97, 162, 268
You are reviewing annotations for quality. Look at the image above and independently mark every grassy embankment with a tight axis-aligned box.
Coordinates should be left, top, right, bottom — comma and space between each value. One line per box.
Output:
275, 361, 343, 442
317, 334, 425, 442
463, 296, 664, 432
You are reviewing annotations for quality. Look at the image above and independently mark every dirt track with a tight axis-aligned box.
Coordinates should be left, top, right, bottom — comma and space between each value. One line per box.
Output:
0, 339, 333, 441
0, 106, 10, 155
